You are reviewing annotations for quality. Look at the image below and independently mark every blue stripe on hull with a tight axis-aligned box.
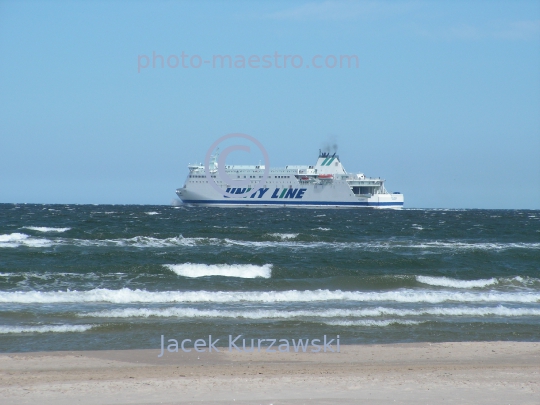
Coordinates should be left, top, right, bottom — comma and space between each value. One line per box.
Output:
181, 199, 403, 207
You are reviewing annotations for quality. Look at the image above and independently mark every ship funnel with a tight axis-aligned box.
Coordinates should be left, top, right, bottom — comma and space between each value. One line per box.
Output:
315, 152, 346, 174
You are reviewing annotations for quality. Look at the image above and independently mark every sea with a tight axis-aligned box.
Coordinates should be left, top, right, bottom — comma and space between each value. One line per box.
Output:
1, 204, 539, 353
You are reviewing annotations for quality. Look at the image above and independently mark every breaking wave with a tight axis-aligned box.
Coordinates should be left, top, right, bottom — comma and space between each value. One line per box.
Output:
82, 305, 540, 319
1, 233, 539, 251
324, 320, 423, 327
268, 233, 298, 240
416, 276, 498, 289
0, 324, 93, 334
164, 263, 272, 279
23, 227, 71, 233
0, 233, 54, 248
2, 288, 539, 304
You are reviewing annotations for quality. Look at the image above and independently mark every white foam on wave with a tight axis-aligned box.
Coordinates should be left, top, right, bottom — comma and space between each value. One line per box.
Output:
163, 263, 272, 279
83, 305, 540, 319
2, 288, 539, 304
416, 276, 498, 289
23, 227, 71, 233
1, 232, 539, 251
215, 238, 540, 251
0, 325, 93, 334
268, 233, 298, 240
74, 235, 208, 248
0, 233, 29, 242
411, 241, 540, 250
0, 272, 127, 281
145, 212, 159, 215
324, 320, 422, 327
312, 227, 331, 231
0, 233, 54, 248
507, 276, 540, 287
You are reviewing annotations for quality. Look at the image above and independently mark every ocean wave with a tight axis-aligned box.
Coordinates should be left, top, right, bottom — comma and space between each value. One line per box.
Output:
145, 212, 159, 215
144, 237, 540, 251
0, 233, 54, 248
416, 276, 498, 289
323, 320, 422, 327
508, 276, 540, 287
267, 233, 298, 240
0, 271, 127, 280
2, 288, 539, 304
0, 233, 29, 243
416, 275, 540, 289
70, 235, 221, 248
1, 233, 539, 251
407, 241, 540, 250
226, 239, 540, 253
163, 263, 272, 278
82, 305, 540, 319
0, 325, 93, 334
23, 226, 71, 233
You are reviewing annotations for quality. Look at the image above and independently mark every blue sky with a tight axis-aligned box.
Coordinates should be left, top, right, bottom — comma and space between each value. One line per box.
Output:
1, 0, 539, 208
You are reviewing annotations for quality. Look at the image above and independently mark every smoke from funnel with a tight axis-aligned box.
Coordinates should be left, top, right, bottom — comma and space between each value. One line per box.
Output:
321, 136, 338, 154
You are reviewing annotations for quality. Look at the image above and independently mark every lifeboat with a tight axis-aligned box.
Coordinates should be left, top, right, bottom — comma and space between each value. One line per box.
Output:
318, 174, 333, 179
300, 176, 310, 181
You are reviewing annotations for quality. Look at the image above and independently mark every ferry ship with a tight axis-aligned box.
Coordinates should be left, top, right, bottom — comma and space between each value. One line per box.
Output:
176, 151, 404, 208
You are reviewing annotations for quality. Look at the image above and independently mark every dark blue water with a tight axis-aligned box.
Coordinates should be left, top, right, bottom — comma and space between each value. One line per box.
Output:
1, 204, 539, 352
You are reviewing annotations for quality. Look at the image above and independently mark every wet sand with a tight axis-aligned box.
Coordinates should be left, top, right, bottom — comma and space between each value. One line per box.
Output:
1, 342, 539, 404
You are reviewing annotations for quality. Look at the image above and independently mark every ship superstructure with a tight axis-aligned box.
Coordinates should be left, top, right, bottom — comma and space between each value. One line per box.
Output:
176, 151, 404, 208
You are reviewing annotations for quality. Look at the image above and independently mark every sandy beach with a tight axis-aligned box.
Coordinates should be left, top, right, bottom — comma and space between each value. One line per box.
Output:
1, 341, 538, 404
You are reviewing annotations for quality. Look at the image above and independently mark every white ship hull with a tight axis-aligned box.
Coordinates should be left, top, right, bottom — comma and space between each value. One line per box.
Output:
176, 151, 404, 209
